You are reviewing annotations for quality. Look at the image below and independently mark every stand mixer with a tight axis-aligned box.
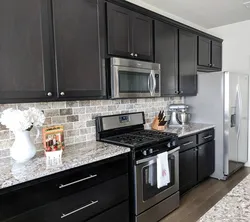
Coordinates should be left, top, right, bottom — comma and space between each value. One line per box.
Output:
168, 104, 191, 126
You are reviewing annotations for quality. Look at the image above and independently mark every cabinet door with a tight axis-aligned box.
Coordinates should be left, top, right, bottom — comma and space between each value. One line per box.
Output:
197, 140, 215, 182
198, 36, 211, 67
155, 21, 178, 96
179, 148, 197, 194
0, 0, 55, 102
178, 30, 197, 96
87, 201, 129, 222
107, 3, 132, 58
53, 0, 106, 99
211, 41, 222, 69
131, 12, 153, 61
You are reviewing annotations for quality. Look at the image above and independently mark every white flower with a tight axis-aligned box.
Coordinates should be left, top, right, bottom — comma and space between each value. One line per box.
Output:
0, 108, 45, 132
23, 108, 45, 127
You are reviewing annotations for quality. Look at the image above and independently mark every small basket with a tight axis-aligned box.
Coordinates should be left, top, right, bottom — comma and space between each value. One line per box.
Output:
151, 117, 166, 131
45, 150, 63, 168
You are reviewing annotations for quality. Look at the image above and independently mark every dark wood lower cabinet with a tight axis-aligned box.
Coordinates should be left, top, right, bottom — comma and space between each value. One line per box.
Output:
179, 130, 215, 195
87, 201, 129, 222
1, 154, 129, 222
197, 140, 215, 182
179, 148, 197, 194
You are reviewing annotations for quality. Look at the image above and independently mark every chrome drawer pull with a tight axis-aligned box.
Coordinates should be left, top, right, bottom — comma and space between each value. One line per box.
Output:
183, 141, 193, 146
59, 174, 97, 189
61, 200, 98, 219
203, 135, 212, 139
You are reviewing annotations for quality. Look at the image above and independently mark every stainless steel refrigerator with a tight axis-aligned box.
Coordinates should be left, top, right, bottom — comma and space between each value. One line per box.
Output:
186, 71, 249, 180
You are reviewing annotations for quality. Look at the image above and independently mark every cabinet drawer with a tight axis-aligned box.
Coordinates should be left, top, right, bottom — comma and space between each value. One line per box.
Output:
87, 201, 129, 222
0, 154, 128, 221
6, 174, 129, 222
179, 135, 197, 152
198, 129, 214, 145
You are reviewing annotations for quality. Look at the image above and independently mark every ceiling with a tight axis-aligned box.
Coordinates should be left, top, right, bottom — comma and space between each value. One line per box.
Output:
141, 0, 250, 28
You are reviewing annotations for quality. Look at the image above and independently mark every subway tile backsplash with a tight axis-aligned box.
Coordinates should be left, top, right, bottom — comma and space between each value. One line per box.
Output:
0, 97, 183, 159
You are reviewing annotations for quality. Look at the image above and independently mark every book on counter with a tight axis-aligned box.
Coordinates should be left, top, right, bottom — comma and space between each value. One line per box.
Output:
42, 125, 65, 153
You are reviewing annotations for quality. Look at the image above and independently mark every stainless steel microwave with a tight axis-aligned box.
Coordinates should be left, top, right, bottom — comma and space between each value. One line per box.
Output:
110, 57, 161, 99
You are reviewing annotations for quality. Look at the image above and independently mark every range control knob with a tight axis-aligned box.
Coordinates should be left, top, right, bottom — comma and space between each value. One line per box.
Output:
172, 140, 176, 147
167, 142, 171, 148
142, 150, 147, 156
149, 148, 153, 154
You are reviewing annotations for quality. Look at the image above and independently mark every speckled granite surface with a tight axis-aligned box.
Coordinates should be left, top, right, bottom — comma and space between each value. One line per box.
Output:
0, 141, 130, 189
164, 123, 215, 137
199, 174, 250, 221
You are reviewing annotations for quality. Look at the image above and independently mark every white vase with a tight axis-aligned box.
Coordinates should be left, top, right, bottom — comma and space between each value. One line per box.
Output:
11, 130, 37, 163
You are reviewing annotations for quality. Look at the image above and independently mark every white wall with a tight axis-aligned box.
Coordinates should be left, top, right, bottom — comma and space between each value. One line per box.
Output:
209, 20, 250, 74
209, 20, 250, 166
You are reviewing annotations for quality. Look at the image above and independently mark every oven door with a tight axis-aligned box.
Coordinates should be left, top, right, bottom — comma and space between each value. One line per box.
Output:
111, 66, 160, 99
134, 147, 179, 215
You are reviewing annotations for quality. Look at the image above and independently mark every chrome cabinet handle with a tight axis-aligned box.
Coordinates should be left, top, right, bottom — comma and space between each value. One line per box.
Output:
203, 135, 212, 140
59, 174, 97, 189
130, 53, 134, 56
47, 92, 52, 97
183, 141, 193, 146
61, 200, 98, 219
60, 92, 65, 96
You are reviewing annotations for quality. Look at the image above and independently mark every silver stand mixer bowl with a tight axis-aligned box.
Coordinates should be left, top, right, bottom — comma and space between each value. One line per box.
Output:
168, 104, 191, 126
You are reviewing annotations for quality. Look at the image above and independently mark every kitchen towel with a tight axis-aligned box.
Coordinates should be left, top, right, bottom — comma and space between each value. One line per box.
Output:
157, 151, 170, 189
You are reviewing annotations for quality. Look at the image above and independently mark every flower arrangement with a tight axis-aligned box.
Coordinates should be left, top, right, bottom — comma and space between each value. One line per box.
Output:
0, 108, 45, 132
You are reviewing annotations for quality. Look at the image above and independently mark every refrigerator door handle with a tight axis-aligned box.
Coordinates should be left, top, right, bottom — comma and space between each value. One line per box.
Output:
238, 86, 242, 139
236, 85, 242, 139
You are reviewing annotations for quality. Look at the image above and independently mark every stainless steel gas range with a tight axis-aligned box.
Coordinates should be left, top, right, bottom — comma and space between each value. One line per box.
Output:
96, 112, 180, 222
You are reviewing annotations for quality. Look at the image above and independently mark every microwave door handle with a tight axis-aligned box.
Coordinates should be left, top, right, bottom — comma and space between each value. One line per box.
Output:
149, 71, 153, 95
152, 70, 156, 94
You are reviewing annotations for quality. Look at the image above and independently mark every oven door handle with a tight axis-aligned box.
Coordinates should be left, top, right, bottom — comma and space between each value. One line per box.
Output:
135, 147, 180, 165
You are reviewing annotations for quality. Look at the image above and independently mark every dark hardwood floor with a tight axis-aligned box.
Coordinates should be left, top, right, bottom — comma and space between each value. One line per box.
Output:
161, 167, 250, 222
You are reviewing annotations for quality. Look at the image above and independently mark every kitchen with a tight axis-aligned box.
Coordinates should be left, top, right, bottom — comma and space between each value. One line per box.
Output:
0, 0, 250, 222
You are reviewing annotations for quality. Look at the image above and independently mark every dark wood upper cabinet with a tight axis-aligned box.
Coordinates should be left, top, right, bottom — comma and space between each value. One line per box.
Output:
197, 140, 215, 182
53, 0, 106, 99
197, 36, 222, 71
131, 12, 153, 61
155, 21, 178, 96
107, 3, 131, 58
211, 41, 222, 69
178, 30, 197, 96
107, 2, 153, 61
0, 0, 55, 103
198, 36, 211, 67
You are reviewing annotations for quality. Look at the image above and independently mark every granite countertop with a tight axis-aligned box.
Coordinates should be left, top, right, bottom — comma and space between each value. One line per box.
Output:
164, 123, 215, 138
199, 174, 250, 221
0, 141, 130, 190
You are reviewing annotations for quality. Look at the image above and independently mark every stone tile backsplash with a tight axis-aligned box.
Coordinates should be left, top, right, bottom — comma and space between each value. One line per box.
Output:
0, 97, 182, 159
